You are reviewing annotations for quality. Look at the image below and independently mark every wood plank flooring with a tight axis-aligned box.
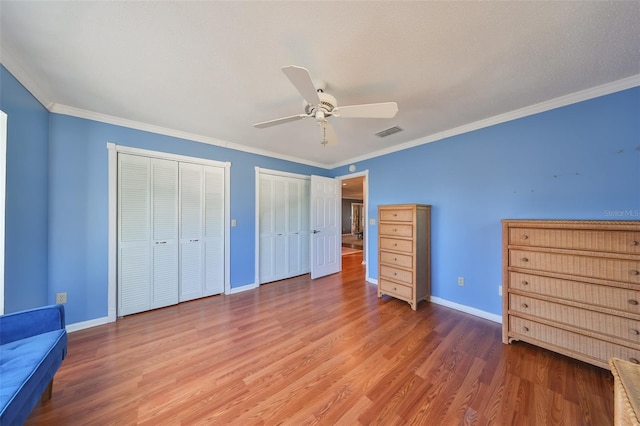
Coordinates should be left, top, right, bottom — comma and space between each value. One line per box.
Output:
26, 253, 614, 425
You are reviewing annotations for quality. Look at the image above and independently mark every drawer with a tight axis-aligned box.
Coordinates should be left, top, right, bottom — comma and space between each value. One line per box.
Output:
379, 223, 413, 238
509, 316, 640, 365
379, 279, 413, 300
510, 250, 640, 284
379, 237, 413, 254
509, 272, 640, 315
380, 265, 413, 285
379, 208, 414, 222
510, 294, 640, 343
379, 251, 413, 269
509, 227, 640, 254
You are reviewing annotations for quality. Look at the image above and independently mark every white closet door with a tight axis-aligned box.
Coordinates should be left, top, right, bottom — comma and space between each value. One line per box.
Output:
179, 163, 204, 302
259, 173, 311, 284
259, 174, 275, 283
273, 177, 288, 278
118, 154, 151, 316
299, 179, 311, 273
203, 166, 224, 296
151, 159, 179, 309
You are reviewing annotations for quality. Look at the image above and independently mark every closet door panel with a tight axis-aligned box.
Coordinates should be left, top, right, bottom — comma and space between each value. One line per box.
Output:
204, 166, 224, 295
300, 180, 311, 272
120, 246, 150, 315
179, 163, 204, 301
151, 159, 179, 308
259, 174, 275, 283
153, 243, 178, 307
118, 154, 151, 316
180, 242, 203, 301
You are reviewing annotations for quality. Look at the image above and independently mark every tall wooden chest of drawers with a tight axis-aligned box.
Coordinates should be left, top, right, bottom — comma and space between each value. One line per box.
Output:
378, 204, 431, 310
502, 220, 640, 369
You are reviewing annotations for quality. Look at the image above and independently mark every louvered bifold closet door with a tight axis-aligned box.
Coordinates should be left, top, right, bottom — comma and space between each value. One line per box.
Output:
151, 159, 179, 309
203, 166, 225, 296
179, 163, 204, 302
118, 154, 151, 316
258, 173, 311, 284
259, 174, 275, 283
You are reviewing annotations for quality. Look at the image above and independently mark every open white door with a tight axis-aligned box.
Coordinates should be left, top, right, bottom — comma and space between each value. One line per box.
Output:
310, 175, 341, 279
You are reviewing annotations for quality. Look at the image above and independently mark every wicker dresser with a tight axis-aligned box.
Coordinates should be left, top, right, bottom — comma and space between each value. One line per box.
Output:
502, 220, 640, 369
378, 204, 431, 310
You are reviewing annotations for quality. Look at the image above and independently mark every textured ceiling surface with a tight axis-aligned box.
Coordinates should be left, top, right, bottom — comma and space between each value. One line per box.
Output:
1, 1, 639, 167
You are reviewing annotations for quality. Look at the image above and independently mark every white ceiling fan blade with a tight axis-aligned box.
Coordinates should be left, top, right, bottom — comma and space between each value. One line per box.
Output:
319, 121, 338, 146
333, 102, 398, 118
253, 114, 308, 129
282, 65, 321, 106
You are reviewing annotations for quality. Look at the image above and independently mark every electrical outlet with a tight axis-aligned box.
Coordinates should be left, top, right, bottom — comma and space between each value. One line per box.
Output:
457, 276, 464, 287
498, 285, 502, 296
56, 292, 67, 304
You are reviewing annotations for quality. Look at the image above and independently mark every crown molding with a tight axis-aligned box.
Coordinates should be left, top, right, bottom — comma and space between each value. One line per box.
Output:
330, 74, 640, 169
49, 104, 330, 169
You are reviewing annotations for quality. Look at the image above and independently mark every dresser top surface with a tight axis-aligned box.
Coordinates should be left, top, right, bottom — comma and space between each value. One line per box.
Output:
502, 219, 640, 230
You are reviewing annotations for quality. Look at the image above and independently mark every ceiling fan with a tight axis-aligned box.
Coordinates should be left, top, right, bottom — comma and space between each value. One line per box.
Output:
253, 66, 398, 146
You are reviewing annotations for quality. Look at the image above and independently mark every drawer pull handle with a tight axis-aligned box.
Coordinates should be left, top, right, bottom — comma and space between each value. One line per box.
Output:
394, 257, 398, 261
393, 243, 398, 247
629, 299, 639, 306
522, 280, 529, 286
633, 240, 639, 246
631, 329, 640, 336
521, 303, 528, 308
393, 228, 398, 232
522, 326, 529, 332
394, 272, 397, 276
393, 213, 398, 217
521, 257, 529, 262
630, 358, 640, 364
521, 235, 529, 240
631, 270, 640, 276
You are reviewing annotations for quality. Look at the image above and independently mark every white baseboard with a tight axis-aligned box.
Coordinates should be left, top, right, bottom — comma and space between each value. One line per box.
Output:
66, 316, 111, 333
226, 282, 258, 295
429, 296, 502, 324
367, 277, 378, 285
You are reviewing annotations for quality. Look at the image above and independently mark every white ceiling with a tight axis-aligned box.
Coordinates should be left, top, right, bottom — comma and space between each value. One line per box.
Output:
1, 1, 639, 168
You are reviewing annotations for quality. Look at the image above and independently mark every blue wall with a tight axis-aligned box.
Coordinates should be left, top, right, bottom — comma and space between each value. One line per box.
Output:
0, 66, 50, 313
333, 87, 640, 316
47, 114, 329, 324
2, 64, 639, 324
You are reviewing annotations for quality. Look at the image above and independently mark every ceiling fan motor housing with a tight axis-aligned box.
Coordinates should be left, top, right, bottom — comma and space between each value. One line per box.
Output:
304, 92, 337, 118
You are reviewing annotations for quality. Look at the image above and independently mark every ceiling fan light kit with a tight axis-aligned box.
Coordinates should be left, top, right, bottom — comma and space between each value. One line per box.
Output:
254, 65, 398, 146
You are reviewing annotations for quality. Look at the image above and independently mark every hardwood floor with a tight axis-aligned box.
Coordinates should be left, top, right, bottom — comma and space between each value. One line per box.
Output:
26, 252, 614, 425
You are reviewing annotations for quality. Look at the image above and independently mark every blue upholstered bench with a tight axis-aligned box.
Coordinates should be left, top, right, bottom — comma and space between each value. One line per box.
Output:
0, 304, 68, 425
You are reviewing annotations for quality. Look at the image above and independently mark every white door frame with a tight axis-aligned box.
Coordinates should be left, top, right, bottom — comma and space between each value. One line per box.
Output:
337, 169, 370, 281
107, 143, 230, 322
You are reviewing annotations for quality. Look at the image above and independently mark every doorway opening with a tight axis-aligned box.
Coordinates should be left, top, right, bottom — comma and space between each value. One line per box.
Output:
339, 174, 367, 270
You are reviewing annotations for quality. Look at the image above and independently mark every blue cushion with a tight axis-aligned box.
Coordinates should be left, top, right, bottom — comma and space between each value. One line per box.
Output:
0, 329, 67, 425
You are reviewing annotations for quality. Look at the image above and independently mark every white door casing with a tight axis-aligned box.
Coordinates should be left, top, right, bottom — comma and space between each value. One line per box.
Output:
310, 175, 341, 279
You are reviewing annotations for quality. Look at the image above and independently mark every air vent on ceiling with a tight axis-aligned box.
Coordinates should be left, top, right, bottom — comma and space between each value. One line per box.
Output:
375, 126, 403, 138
